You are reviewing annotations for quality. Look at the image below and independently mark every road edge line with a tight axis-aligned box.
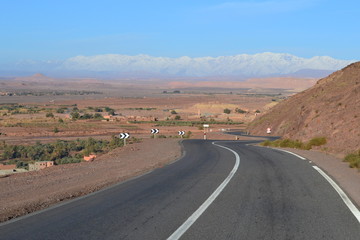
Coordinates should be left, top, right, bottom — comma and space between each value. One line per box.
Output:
312, 166, 360, 224
167, 142, 240, 240
272, 148, 307, 160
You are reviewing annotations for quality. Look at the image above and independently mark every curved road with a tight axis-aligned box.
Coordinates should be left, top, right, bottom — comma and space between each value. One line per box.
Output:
1, 140, 359, 239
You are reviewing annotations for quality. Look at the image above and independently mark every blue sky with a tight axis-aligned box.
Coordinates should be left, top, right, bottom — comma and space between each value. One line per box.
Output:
0, 0, 359, 63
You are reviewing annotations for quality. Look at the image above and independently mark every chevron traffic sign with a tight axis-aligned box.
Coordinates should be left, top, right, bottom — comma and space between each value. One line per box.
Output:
178, 131, 185, 136
119, 133, 130, 139
151, 129, 159, 134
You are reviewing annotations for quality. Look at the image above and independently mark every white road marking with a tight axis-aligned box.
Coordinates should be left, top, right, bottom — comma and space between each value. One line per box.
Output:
167, 142, 240, 240
312, 166, 360, 224
272, 148, 307, 160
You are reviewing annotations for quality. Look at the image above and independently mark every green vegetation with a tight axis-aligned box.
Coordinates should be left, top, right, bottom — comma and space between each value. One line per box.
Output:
307, 137, 327, 147
162, 90, 181, 94
46, 112, 54, 118
174, 115, 181, 120
0, 104, 43, 115
184, 131, 192, 139
235, 108, 247, 114
223, 108, 231, 114
125, 107, 156, 111
171, 110, 177, 114
86, 106, 116, 116
129, 120, 243, 126
0, 136, 141, 168
343, 150, 360, 169
261, 137, 327, 150
70, 111, 80, 120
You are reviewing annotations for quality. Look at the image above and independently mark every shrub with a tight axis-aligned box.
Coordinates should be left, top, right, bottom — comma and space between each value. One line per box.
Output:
261, 140, 272, 146
174, 115, 181, 120
56, 108, 65, 113
235, 108, 247, 114
53, 127, 59, 133
343, 150, 360, 169
94, 113, 103, 119
306, 137, 327, 148
81, 113, 93, 119
260, 139, 311, 150
46, 112, 54, 118
184, 131, 192, 139
223, 108, 231, 114
171, 110, 177, 114
70, 111, 80, 120
55, 157, 82, 165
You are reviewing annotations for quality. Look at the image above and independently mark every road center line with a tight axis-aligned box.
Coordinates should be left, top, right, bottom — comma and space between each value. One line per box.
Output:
167, 142, 240, 240
312, 166, 360, 224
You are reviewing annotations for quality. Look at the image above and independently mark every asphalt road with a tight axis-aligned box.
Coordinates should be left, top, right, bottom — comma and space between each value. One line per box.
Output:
1, 140, 359, 239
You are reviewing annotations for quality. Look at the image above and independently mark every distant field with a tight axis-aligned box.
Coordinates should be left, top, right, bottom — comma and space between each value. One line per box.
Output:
0, 77, 299, 147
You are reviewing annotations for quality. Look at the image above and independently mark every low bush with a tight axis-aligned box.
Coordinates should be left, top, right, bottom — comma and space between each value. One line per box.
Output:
184, 131, 192, 139
46, 112, 54, 118
260, 137, 326, 150
307, 137, 327, 148
343, 150, 360, 169
55, 157, 82, 165
129, 120, 243, 126
223, 108, 231, 114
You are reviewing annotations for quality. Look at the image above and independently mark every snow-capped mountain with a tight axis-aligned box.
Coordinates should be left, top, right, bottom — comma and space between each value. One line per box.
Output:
2, 52, 356, 78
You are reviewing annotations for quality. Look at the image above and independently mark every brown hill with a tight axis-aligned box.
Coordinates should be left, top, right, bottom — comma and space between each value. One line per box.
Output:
248, 62, 360, 154
14, 73, 55, 82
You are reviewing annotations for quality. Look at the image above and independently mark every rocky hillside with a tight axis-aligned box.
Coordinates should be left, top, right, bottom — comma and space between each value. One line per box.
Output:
248, 62, 360, 154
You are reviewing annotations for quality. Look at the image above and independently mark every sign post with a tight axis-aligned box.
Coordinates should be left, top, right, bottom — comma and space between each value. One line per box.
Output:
151, 128, 159, 138
203, 124, 209, 140
178, 131, 185, 138
119, 132, 130, 146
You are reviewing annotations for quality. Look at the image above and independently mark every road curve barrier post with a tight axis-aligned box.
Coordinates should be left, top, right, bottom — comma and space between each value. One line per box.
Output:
178, 130, 185, 138
119, 132, 130, 146
151, 128, 159, 139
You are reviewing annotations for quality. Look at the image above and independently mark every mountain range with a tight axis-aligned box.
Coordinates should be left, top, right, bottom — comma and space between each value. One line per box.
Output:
0, 52, 356, 78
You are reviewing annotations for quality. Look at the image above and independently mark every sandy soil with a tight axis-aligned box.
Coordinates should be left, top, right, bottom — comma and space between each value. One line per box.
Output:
0, 138, 182, 223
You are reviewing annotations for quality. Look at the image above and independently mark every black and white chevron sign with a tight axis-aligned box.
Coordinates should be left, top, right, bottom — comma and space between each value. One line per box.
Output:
151, 129, 159, 134
119, 133, 130, 139
178, 131, 185, 136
